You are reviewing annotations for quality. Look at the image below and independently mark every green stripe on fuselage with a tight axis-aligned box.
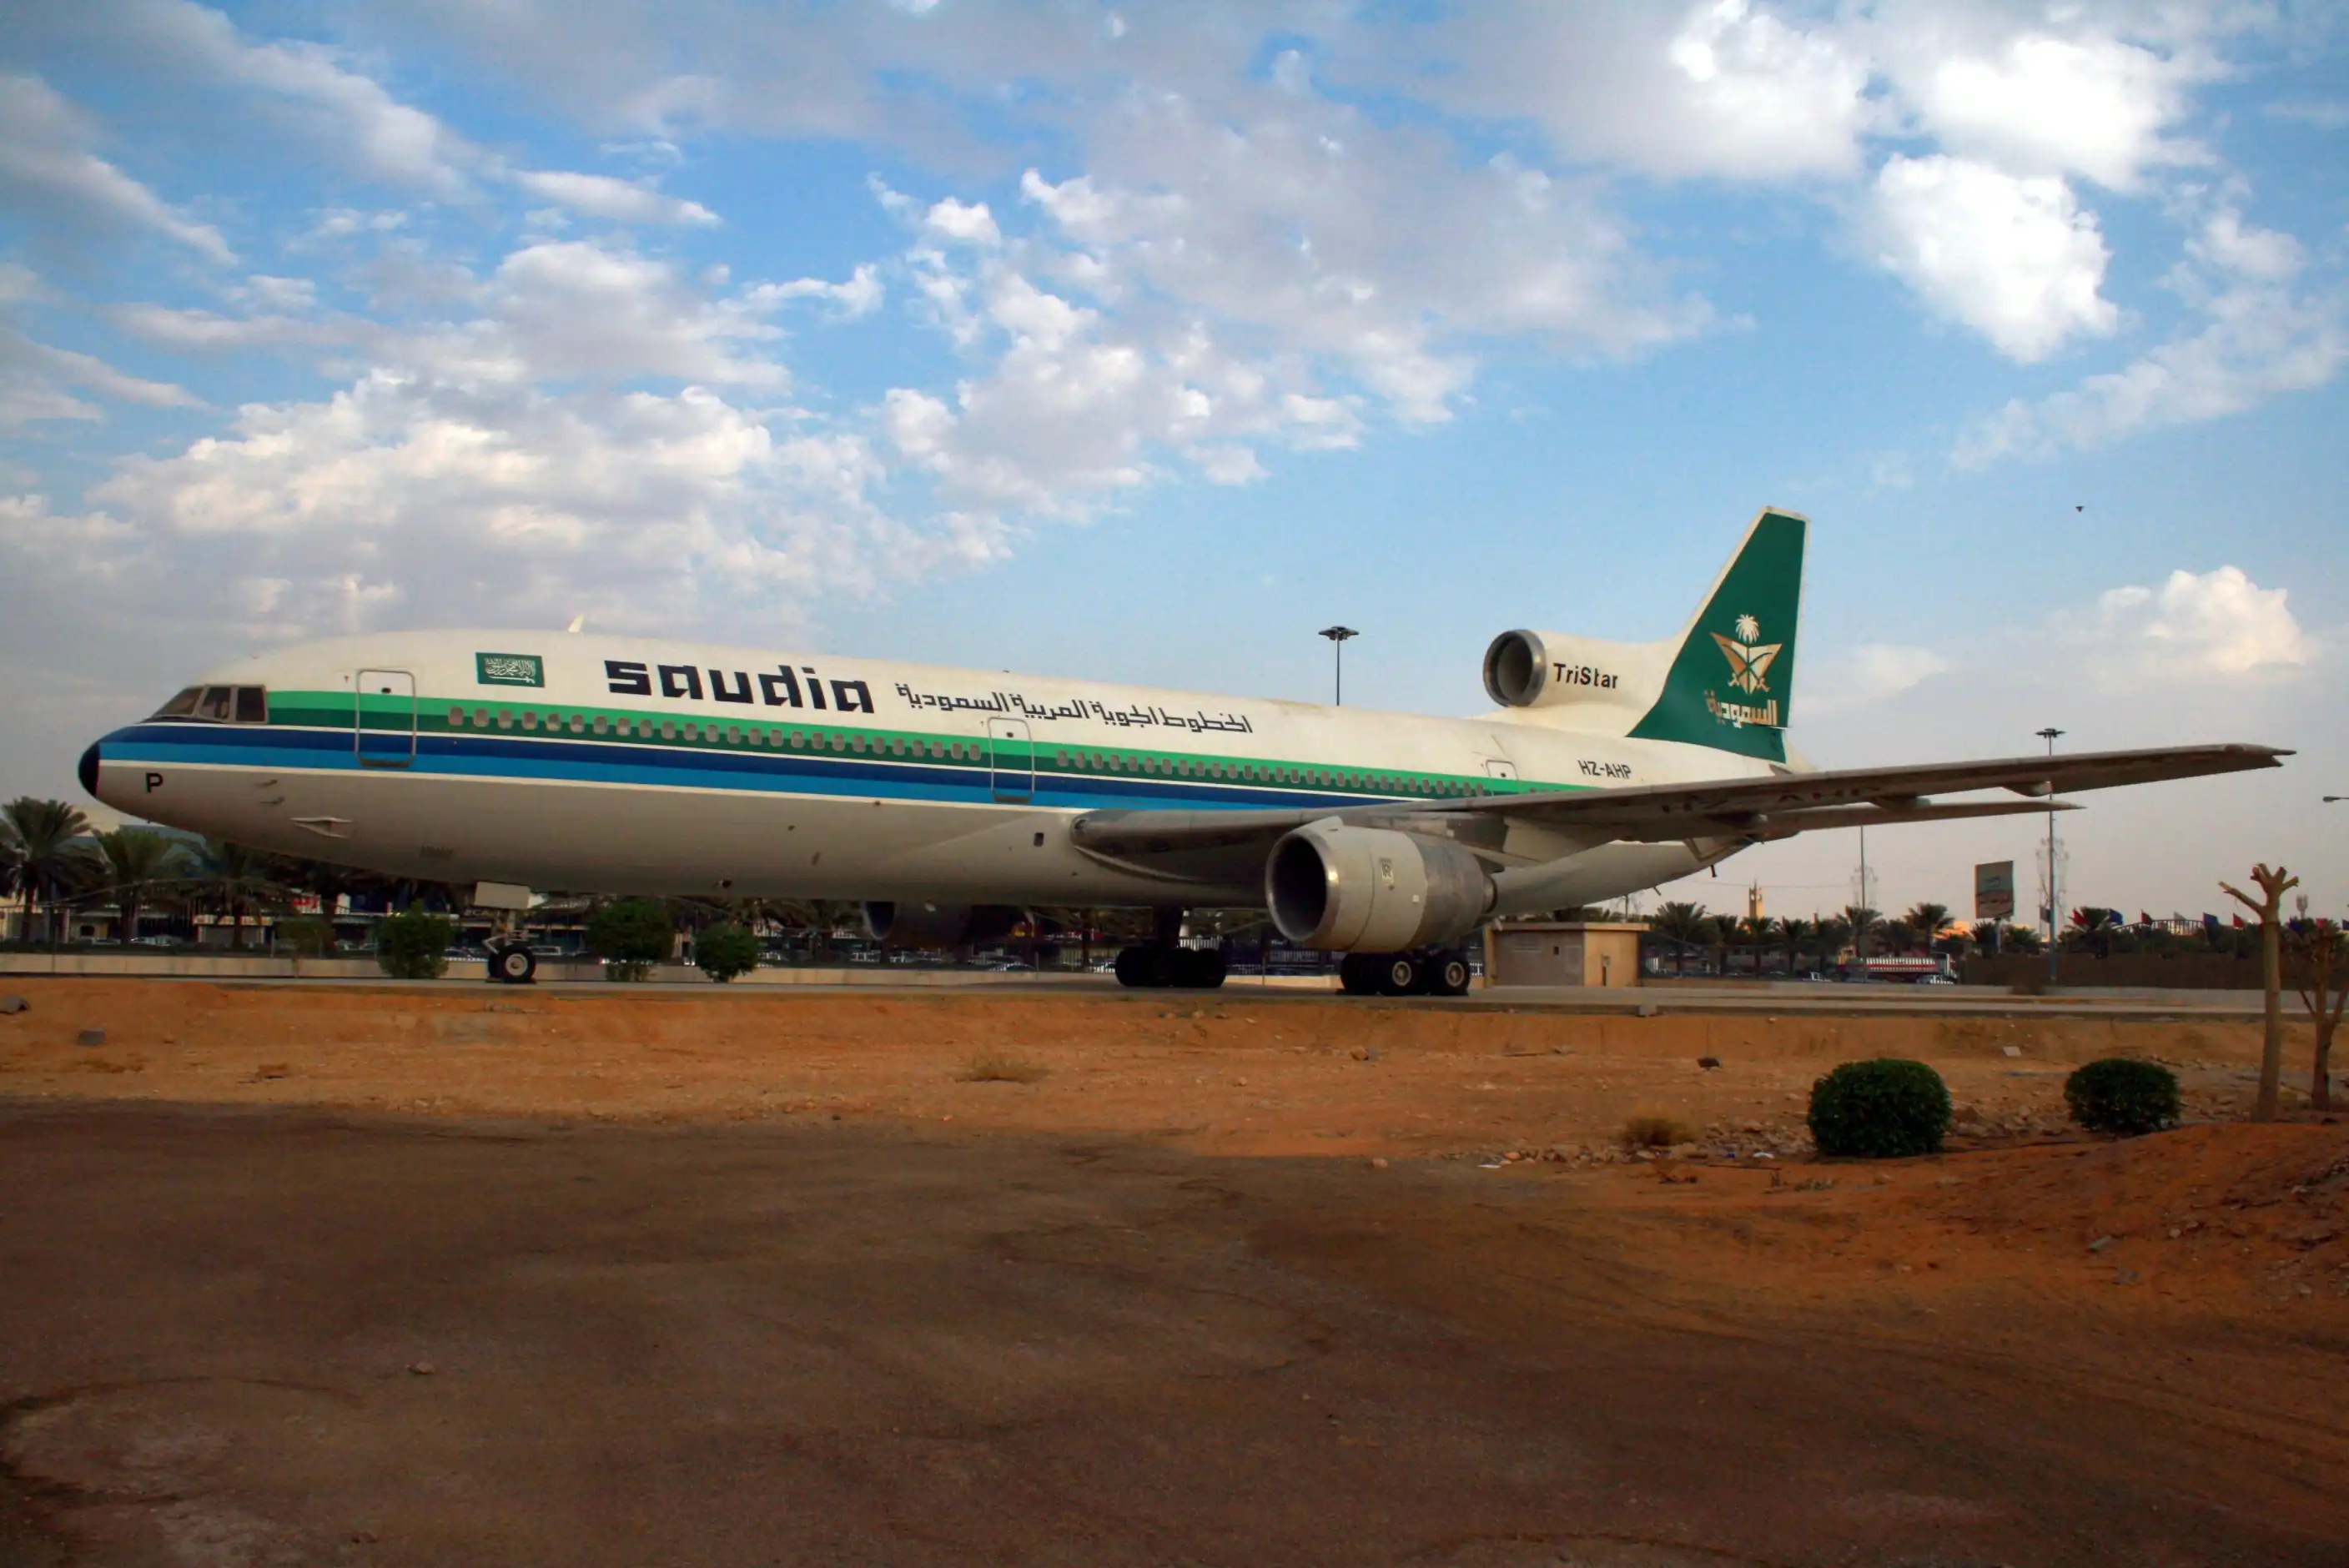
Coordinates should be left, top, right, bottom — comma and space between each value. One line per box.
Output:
264, 691, 1573, 802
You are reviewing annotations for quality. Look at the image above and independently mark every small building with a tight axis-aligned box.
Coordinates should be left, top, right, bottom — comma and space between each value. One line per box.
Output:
1483, 921, 1647, 988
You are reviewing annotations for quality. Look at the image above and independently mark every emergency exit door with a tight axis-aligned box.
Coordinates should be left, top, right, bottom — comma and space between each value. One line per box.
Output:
355, 669, 417, 768
987, 718, 1033, 802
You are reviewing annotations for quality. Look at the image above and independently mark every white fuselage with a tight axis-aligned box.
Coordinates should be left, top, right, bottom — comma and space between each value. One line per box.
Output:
88, 630, 1769, 909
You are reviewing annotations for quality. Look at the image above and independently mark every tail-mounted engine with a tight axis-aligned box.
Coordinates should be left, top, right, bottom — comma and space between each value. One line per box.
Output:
1265, 822, 1492, 952
1481, 629, 1663, 716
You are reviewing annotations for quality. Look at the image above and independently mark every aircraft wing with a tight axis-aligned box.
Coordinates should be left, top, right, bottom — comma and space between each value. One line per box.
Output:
1066, 743, 2286, 872
1444, 742, 2288, 842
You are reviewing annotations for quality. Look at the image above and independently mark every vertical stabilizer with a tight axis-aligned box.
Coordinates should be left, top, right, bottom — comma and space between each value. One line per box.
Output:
1626, 508, 1806, 762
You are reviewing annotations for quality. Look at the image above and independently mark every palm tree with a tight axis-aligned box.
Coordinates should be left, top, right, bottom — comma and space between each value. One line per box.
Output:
1735, 914, 1778, 976
1905, 902, 1952, 954
1649, 901, 1710, 977
93, 828, 189, 945
1842, 903, 1880, 958
1879, 917, 1919, 956
1814, 913, 1853, 969
187, 838, 283, 950
3, 797, 96, 947
1778, 917, 1814, 977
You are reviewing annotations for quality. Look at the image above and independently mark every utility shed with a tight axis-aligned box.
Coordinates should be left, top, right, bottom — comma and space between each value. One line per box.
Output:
1483, 922, 1647, 988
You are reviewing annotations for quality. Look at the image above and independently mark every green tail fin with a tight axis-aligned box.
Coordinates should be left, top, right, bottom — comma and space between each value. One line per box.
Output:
1626, 508, 1807, 763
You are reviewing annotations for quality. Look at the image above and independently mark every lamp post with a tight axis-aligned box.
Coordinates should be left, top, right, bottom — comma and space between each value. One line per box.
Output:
1318, 626, 1358, 706
2037, 726, 2064, 988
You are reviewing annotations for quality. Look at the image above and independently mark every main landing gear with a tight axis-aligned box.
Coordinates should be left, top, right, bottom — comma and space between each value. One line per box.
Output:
1113, 907, 1226, 991
1340, 949, 1473, 998
1112, 945, 1227, 990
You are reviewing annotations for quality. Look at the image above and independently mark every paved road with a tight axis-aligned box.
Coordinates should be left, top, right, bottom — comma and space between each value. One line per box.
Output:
4, 1103, 2337, 1566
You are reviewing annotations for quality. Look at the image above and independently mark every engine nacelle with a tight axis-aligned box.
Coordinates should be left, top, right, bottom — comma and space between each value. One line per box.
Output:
1481, 629, 1663, 714
1265, 823, 1492, 952
863, 902, 1022, 950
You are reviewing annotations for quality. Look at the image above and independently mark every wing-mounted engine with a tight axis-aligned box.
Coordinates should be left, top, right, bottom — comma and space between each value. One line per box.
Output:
863, 902, 1022, 951
1265, 822, 1494, 952
1481, 629, 1669, 731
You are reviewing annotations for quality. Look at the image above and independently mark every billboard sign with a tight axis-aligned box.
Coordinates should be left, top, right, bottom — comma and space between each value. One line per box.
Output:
1974, 860, 2015, 922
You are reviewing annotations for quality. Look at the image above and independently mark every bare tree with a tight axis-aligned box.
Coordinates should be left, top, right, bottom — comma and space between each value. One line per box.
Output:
2221, 863, 2299, 1122
2286, 917, 2346, 1113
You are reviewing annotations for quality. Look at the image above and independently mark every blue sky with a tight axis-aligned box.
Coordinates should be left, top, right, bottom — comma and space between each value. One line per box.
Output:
3, 0, 2344, 921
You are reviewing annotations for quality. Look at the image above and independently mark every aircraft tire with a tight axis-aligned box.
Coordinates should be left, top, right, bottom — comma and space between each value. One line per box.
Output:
1428, 952, 1473, 997
489, 942, 536, 985
1174, 947, 1226, 990
1375, 953, 1421, 997
1339, 953, 1380, 996
1115, 945, 1179, 989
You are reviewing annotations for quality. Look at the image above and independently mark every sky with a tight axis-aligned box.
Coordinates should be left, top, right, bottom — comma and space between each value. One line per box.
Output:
2, 0, 2344, 925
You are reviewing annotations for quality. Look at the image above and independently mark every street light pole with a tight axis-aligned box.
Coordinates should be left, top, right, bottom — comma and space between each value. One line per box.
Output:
2037, 726, 2064, 989
1318, 626, 1358, 706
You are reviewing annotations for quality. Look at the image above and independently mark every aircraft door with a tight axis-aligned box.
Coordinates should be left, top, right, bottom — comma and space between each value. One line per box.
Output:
987, 718, 1033, 803
355, 669, 418, 768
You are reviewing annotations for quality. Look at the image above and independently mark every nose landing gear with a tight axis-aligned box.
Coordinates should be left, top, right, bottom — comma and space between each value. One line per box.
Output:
485, 938, 536, 984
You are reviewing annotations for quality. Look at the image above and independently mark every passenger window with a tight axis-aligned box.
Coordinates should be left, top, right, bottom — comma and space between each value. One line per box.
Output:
196, 687, 234, 721
152, 686, 203, 719
234, 686, 268, 723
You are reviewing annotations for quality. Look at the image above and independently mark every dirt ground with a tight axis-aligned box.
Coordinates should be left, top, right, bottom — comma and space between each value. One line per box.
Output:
2, 980, 2345, 1566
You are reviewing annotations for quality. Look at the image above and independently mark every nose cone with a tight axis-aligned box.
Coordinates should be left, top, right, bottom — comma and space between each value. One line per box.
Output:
78, 741, 102, 801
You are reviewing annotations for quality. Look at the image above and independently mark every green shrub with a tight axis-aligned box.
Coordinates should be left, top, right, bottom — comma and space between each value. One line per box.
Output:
1808, 1058, 1951, 1158
2065, 1058, 2180, 1136
375, 908, 454, 980
694, 922, 761, 983
589, 898, 674, 982
275, 915, 333, 957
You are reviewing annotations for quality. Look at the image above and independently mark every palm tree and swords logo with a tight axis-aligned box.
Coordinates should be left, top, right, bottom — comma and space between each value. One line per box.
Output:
1699, 612, 1783, 729
1711, 614, 1782, 694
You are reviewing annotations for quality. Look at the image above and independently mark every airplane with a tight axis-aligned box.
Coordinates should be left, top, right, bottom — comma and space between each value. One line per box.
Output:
79, 507, 2286, 993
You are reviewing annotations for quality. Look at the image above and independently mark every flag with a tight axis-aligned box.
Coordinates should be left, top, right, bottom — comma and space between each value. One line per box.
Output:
2202, 913, 2220, 930
2232, 914, 2246, 929
2139, 911, 2152, 927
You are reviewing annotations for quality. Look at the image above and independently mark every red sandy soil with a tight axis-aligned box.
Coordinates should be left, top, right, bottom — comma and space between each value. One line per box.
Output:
4, 980, 2340, 1318
3, 980, 2344, 1563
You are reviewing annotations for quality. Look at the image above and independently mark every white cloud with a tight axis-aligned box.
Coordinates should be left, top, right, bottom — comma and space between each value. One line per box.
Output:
754, 264, 885, 320
127, 0, 475, 194
0, 74, 234, 263
1956, 209, 2346, 463
0, 319, 201, 429
1803, 642, 1955, 717
923, 198, 1001, 247
1897, 30, 2209, 191
2052, 565, 2311, 684
1378, 0, 1877, 181
397, 239, 793, 389
511, 169, 720, 226
1865, 153, 2118, 363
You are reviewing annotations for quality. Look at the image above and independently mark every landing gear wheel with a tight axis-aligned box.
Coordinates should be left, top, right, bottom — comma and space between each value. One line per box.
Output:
1376, 953, 1421, 997
1114, 946, 1177, 989
1428, 952, 1473, 997
1174, 947, 1226, 990
1339, 952, 1380, 996
488, 942, 536, 985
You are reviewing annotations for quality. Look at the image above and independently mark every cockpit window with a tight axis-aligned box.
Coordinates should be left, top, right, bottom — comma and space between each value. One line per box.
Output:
153, 685, 269, 722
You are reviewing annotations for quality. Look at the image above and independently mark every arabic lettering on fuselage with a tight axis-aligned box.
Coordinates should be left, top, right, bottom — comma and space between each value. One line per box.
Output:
893, 682, 1254, 735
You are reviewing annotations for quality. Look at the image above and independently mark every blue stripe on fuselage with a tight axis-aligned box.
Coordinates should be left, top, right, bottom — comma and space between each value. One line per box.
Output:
99, 722, 1389, 813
